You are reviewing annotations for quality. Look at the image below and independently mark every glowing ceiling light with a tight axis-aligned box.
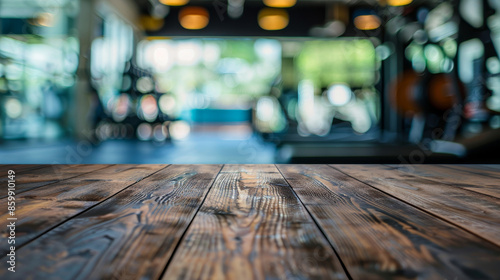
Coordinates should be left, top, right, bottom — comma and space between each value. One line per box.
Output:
258, 8, 289, 31
263, 0, 296, 8
160, 0, 189, 6
354, 14, 381, 30
179, 7, 209, 30
387, 0, 413, 6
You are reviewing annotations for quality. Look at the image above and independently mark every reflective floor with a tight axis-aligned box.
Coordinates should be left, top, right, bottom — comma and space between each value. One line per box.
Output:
0, 132, 276, 164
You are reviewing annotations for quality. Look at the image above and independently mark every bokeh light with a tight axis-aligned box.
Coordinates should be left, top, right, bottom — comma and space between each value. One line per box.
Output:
387, 0, 413, 7
327, 84, 352, 106
139, 95, 159, 122
153, 124, 168, 141
137, 123, 153, 141
263, 0, 296, 8
258, 8, 289, 31
159, 94, 177, 115
136, 76, 155, 93
160, 0, 189, 6
5, 98, 23, 119
169, 120, 191, 140
354, 14, 381, 31
179, 7, 209, 30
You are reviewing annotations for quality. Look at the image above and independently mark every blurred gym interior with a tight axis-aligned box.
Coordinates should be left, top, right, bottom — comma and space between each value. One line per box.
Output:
0, 0, 499, 164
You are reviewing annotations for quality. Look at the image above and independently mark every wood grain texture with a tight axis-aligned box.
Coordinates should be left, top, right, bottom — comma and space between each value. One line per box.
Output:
163, 164, 347, 280
2, 164, 500, 280
461, 164, 500, 172
278, 164, 500, 279
443, 164, 500, 179
0, 164, 166, 254
0, 164, 45, 174
0, 164, 110, 198
1, 165, 221, 280
386, 164, 500, 199
332, 164, 500, 247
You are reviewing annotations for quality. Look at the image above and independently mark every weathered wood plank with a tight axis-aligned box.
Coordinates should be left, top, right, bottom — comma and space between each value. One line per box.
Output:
332, 164, 500, 247
0, 165, 220, 280
0, 164, 45, 174
221, 164, 278, 173
278, 164, 500, 279
386, 164, 500, 199
163, 164, 347, 280
442, 165, 500, 179
453, 164, 500, 172
0, 164, 166, 255
0, 164, 111, 198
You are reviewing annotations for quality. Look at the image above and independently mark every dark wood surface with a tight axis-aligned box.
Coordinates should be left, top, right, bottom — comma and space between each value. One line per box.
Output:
1, 164, 499, 279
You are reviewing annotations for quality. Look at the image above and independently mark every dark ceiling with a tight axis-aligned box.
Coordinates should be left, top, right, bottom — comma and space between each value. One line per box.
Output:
135, 0, 442, 37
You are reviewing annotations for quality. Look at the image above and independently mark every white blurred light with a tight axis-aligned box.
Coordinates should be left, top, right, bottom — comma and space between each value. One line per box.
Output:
255, 39, 281, 62
176, 41, 203, 66
298, 80, 315, 118
137, 123, 153, 140
5, 98, 23, 119
136, 76, 154, 93
256, 97, 275, 121
203, 43, 221, 66
159, 94, 176, 115
327, 84, 352, 106
150, 42, 174, 72
169, 121, 191, 140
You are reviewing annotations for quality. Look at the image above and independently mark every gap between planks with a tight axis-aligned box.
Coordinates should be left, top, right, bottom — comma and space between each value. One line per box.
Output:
161, 164, 348, 280
382, 164, 500, 200
331, 164, 500, 248
0, 164, 113, 199
0, 165, 169, 257
278, 164, 500, 279
275, 164, 353, 280
1, 165, 221, 280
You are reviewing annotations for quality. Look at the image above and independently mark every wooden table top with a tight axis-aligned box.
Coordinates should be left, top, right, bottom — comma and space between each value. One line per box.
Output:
1, 164, 500, 279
